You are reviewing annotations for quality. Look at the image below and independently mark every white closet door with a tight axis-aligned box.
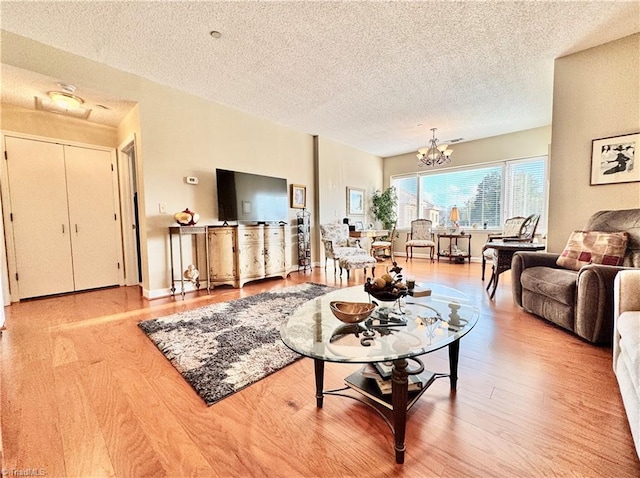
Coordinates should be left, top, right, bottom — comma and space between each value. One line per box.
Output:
4, 136, 75, 298
65, 146, 120, 291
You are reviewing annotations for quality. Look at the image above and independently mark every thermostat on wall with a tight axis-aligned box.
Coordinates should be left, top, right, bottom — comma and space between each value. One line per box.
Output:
185, 176, 199, 185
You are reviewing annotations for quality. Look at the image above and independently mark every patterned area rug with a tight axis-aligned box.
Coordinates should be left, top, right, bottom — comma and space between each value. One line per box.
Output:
138, 282, 334, 406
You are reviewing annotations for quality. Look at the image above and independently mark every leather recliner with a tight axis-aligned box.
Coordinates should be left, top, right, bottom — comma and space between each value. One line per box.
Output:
512, 209, 640, 344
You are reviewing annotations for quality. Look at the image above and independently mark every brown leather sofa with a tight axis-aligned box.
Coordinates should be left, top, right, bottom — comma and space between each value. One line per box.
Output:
512, 209, 640, 344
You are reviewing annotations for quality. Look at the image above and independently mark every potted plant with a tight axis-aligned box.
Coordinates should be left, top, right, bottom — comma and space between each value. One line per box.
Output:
371, 186, 398, 230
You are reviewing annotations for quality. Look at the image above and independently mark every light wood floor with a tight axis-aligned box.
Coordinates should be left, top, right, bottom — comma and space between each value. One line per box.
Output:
1, 260, 638, 477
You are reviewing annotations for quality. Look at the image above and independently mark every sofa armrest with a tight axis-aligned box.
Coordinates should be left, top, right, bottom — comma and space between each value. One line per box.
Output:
346, 238, 361, 248
511, 252, 562, 307
322, 239, 335, 256
615, 269, 640, 315
613, 269, 640, 369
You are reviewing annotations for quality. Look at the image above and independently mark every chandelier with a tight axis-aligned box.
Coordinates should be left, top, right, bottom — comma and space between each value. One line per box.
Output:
416, 127, 453, 167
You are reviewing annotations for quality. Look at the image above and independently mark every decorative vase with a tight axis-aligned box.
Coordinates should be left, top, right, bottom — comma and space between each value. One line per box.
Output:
174, 208, 200, 226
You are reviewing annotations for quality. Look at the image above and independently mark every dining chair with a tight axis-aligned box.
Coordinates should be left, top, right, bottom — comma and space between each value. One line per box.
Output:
482, 214, 540, 280
405, 219, 435, 261
370, 223, 396, 261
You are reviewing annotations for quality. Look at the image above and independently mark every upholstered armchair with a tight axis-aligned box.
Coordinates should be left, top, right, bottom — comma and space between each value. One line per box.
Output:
512, 208, 640, 344
405, 219, 435, 261
319, 223, 366, 273
482, 214, 540, 280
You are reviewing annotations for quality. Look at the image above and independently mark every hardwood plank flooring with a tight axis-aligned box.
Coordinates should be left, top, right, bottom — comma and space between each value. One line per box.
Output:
1, 260, 638, 477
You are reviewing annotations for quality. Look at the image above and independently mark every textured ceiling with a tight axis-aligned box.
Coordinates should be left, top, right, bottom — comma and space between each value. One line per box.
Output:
1, 1, 639, 157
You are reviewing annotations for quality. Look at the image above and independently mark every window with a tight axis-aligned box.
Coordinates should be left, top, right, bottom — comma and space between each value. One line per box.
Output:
391, 156, 547, 231
504, 158, 547, 225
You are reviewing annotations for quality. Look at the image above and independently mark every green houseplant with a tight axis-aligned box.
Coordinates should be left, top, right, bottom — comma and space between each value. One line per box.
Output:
371, 186, 398, 231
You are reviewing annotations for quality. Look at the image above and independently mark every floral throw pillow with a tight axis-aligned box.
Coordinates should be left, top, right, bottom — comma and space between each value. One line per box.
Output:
556, 230, 628, 271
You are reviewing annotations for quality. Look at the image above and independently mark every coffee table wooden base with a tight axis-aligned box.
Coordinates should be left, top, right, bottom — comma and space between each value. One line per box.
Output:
313, 341, 460, 464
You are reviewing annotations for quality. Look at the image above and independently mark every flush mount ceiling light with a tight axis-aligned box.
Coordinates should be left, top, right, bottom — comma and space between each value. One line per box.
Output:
417, 127, 453, 167
47, 83, 84, 110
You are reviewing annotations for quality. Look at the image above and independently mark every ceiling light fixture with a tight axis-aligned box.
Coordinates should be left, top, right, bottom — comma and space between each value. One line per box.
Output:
47, 83, 84, 110
417, 127, 453, 167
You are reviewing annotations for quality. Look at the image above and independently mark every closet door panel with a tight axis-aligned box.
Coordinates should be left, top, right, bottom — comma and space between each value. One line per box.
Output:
4, 136, 75, 298
65, 146, 120, 291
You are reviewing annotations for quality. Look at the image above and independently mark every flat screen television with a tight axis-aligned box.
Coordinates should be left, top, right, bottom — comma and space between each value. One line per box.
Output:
216, 168, 288, 223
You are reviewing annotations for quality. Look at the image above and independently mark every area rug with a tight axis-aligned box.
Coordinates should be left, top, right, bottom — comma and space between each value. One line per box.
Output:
138, 282, 334, 406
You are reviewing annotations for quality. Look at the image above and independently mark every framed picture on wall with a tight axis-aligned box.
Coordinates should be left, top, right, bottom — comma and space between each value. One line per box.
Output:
347, 187, 365, 216
291, 184, 306, 208
591, 132, 640, 185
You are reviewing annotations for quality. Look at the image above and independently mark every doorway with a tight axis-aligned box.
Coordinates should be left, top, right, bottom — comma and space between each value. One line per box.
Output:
118, 136, 142, 285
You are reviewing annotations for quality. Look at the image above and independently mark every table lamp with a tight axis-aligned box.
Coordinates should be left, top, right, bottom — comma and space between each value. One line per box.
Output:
449, 206, 460, 233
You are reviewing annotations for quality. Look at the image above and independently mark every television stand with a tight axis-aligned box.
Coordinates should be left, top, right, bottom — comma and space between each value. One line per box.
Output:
207, 224, 289, 288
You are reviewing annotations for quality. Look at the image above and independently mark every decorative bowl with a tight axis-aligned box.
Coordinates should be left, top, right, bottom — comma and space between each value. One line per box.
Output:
364, 281, 409, 302
329, 301, 376, 324
366, 289, 409, 302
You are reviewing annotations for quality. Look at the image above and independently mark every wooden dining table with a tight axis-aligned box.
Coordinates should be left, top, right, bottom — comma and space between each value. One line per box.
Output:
483, 240, 546, 299
348, 229, 388, 238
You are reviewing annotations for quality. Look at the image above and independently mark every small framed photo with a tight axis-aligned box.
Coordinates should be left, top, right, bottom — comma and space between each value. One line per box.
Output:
291, 184, 306, 209
355, 221, 364, 231
347, 187, 365, 216
591, 132, 639, 185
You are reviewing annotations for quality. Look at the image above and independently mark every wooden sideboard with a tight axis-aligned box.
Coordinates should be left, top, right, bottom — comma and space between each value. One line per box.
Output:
208, 224, 289, 289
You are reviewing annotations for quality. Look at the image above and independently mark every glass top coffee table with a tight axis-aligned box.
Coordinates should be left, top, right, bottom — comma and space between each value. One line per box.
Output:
280, 284, 479, 464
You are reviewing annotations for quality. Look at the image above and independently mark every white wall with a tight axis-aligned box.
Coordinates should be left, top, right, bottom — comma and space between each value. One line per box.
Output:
548, 33, 640, 252
317, 136, 383, 226
384, 126, 551, 180
316, 137, 383, 261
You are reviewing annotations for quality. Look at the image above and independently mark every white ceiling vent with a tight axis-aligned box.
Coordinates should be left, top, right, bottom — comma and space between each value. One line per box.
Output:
34, 96, 92, 120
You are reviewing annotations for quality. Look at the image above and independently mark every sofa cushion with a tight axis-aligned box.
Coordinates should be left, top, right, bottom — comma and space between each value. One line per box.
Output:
521, 266, 577, 307
617, 311, 640, 393
556, 230, 628, 271
586, 209, 640, 268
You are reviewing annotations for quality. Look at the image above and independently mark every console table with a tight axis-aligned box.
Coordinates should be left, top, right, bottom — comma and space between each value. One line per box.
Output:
280, 284, 479, 464
168, 226, 210, 298
437, 233, 472, 263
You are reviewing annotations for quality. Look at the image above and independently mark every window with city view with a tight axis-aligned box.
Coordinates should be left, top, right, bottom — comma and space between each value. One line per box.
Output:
392, 156, 547, 231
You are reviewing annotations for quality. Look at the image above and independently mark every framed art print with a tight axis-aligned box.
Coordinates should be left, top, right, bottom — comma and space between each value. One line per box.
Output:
591, 132, 639, 185
346, 187, 365, 216
291, 184, 306, 209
